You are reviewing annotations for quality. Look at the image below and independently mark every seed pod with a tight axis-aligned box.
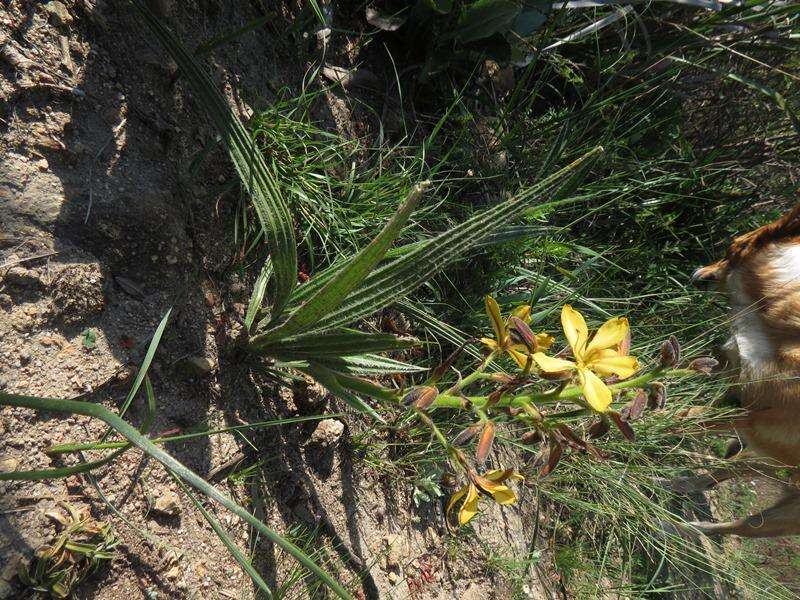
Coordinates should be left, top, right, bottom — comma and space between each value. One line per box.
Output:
648, 382, 667, 410
509, 316, 537, 351
688, 356, 718, 375
627, 389, 648, 420
402, 386, 439, 410
659, 335, 681, 368
609, 411, 635, 442
540, 438, 563, 476
475, 421, 496, 465
452, 423, 482, 446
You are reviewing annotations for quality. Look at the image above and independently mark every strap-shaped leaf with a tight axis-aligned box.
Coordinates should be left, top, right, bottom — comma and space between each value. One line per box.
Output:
129, 0, 297, 315
254, 182, 429, 343
311, 147, 603, 332
246, 258, 273, 331
255, 329, 418, 357
300, 364, 386, 423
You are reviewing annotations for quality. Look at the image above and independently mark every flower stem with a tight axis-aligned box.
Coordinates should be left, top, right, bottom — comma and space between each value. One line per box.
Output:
432, 368, 693, 411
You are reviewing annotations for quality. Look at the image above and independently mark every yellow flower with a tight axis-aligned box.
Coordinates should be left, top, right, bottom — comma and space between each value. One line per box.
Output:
446, 469, 524, 525
532, 305, 639, 413
480, 296, 554, 370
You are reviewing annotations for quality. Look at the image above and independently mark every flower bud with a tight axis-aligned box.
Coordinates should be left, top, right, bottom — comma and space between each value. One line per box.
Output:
688, 357, 718, 375
659, 335, 681, 368
648, 382, 667, 410
475, 421, 496, 465
509, 316, 537, 351
402, 386, 439, 410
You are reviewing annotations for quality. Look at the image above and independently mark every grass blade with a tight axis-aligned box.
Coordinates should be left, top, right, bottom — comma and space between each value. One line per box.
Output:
0, 392, 351, 600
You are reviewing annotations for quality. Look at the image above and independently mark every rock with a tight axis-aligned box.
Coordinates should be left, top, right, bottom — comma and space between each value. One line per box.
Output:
151, 489, 180, 517
45, 1, 73, 27
384, 533, 407, 572
164, 565, 181, 580
176, 356, 216, 378
0, 457, 19, 472
3, 266, 40, 288
50, 263, 105, 326
308, 419, 344, 447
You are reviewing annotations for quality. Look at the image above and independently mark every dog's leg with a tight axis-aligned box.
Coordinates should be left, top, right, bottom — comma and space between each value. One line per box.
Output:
688, 490, 800, 538
664, 449, 779, 494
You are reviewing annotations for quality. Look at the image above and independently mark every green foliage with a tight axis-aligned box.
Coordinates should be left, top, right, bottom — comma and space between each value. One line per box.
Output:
366, 0, 552, 77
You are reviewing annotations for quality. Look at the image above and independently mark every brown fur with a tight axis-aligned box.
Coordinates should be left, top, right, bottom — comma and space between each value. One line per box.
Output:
689, 204, 800, 537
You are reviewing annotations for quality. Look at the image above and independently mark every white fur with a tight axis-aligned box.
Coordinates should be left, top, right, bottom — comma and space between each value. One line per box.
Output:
726, 271, 774, 369
768, 244, 800, 288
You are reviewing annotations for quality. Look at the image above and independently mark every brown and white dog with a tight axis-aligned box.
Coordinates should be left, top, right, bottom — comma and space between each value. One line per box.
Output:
686, 203, 800, 537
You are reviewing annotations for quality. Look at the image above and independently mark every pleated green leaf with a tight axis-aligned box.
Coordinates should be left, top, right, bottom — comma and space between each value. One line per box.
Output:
254, 328, 418, 357
255, 182, 429, 343
299, 363, 386, 423
129, 0, 297, 315
311, 147, 603, 332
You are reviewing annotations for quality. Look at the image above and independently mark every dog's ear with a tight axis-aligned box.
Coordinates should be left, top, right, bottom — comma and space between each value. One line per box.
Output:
728, 202, 800, 263
766, 202, 800, 238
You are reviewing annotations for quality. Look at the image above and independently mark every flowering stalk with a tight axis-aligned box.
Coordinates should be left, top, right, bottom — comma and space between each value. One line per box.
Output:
397, 297, 717, 527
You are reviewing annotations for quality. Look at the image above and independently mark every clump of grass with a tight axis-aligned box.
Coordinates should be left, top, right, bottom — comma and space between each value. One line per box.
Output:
20, 503, 118, 599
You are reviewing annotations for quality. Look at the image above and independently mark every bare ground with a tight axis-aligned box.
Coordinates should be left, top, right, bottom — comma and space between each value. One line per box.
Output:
0, 2, 550, 598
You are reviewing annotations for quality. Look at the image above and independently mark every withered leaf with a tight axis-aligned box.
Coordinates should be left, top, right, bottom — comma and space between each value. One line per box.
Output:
475, 421, 495, 465
556, 424, 587, 451
609, 411, 635, 442
520, 429, 543, 445
659, 335, 681, 368
587, 418, 610, 439
430, 339, 473, 383
366, 7, 407, 31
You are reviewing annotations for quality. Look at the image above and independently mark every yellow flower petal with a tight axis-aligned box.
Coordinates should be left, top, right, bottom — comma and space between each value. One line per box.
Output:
508, 347, 533, 370
532, 352, 577, 373
474, 475, 517, 505
586, 316, 629, 355
561, 305, 588, 356
589, 355, 639, 379
578, 368, 613, 412
480, 337, 500, 351
485, 296, 507, 347
459, 483, 481, 525
484, 469, 525, 483
534, 332, 555, 350
511, 305, 532, 323
446, 485, 469, 522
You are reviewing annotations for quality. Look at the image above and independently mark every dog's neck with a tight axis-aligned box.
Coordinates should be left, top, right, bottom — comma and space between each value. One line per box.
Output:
728, 244, 800, 371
